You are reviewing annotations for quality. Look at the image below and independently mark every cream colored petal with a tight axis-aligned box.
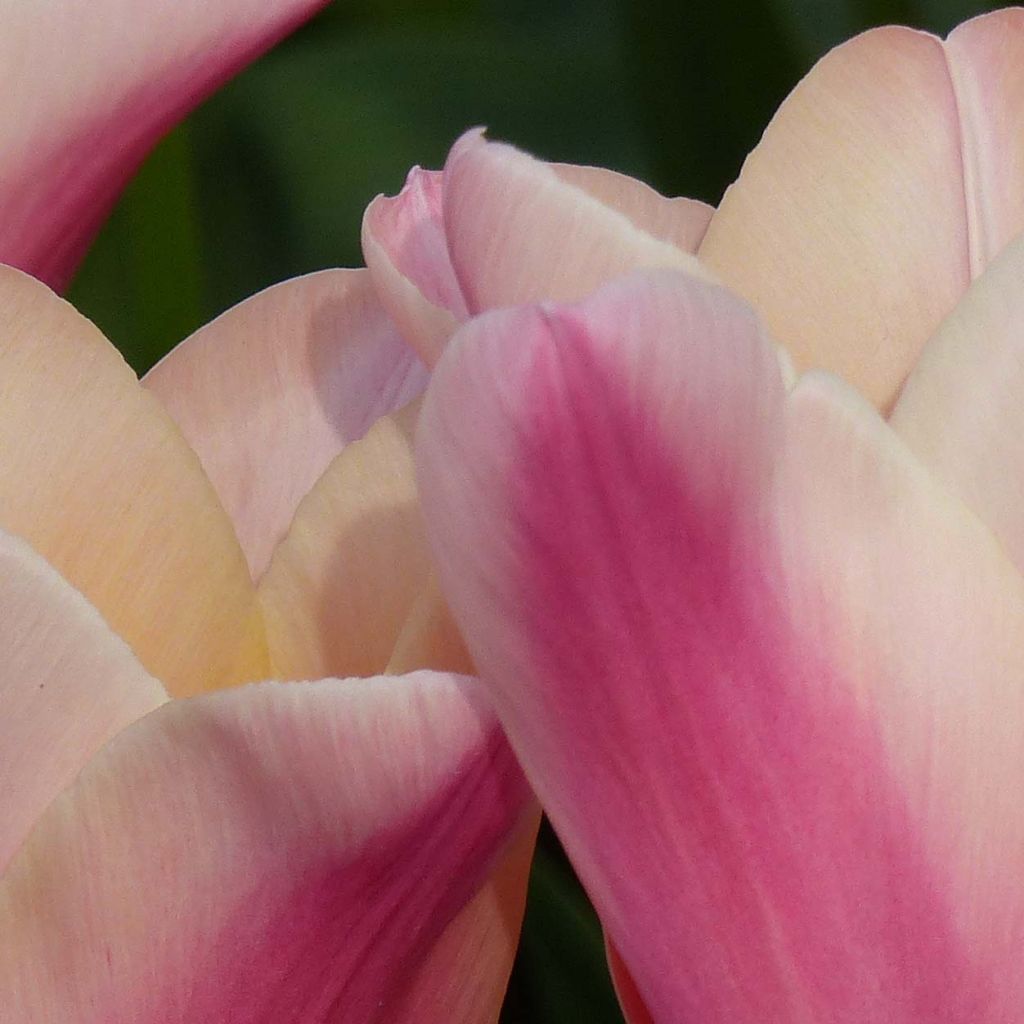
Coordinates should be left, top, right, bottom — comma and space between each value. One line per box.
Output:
259, 401, 431, 680
699, 27, 970, 409
0, 265, 267, 695
945, 9, 1024, 272
551, 163, 713, 253
145, 269, 426, 580
0, 528, 167, 871
891, 231, 1024, 573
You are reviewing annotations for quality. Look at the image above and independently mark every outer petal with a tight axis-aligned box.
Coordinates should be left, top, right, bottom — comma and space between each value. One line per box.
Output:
892, 231, 1024, 574
945, 9, 1024, 272
0, 0, 329, 289
443, 130, 710, 316
145, 270, 427, 579
550, 163, 713, 253
417, 269, 1024, 1021
363, 156, 712, 367
0, 528, 167, 872
0, 266, 267, 696
0, 672, 532, 1022
259, 400, 431, 681
699, 27, 973, 409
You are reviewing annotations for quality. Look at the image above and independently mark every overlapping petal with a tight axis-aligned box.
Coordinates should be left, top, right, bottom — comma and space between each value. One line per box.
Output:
892, 231, 1024, 573
700, 11, 1024, 410
0, 0, 330, 289
363, 133, 712, 366
0, 671, 531, 1022
443, 130, 709, 315
145, 269, 427, 579
258, 400, 431, 681
0, 528, 166, 872
417, 269, 1024, 1021
0, 265, 268, 696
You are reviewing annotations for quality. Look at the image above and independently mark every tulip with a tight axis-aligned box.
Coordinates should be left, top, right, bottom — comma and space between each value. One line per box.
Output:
2, 0, 332, 290
382, 7, 1024, 1022
0, 261, 532, 1016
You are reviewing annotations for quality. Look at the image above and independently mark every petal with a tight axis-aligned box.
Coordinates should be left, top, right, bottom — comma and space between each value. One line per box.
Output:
259, 400, 432, 680
0, 0, 329, 289
443, 129, 710, 316
362, 168, 468, 367
393, 813, 539, 1022
945, 9, 1024, 270
891, 231, 1024, 574
363, 158, 712, 369
550, 163, 713, 253
699, 27, 972, 409
0, 672, 532, 1022
417, 269, 1024, 1021
606, 942, 654, 1024
0, 528, 167, 872
145, 269, 427, 579
0, 266, 267, 696
386, 576, 474, 676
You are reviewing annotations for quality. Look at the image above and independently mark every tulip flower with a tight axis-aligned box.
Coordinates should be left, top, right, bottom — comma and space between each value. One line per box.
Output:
379, 7, 1024, 1022
416, 252, 1024, 1022
2, 0, 332, 290
0, 260, 534, 1017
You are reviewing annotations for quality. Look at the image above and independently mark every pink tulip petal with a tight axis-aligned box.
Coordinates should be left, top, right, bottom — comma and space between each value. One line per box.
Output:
551, 163, 713, 253
259, 400, 432, 681
606, 942, 655, 1024
417, 268, 1024, 1021
0, 528, 167, 872
1, 0, 329, 289
145, 270, 427, 579
362, 168, 468, 366
945, 9, 1024, 271
0, 266, 268, 696
700, 27, 979, 409
892, 232, 1024, 574
443, 129, 710, 316
363, 157, 712, 367
392, 814, 539, 1022
0, 671, 532, 1021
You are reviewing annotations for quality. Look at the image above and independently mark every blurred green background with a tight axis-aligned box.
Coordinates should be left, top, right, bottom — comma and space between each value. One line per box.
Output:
67, 0, 998, 1019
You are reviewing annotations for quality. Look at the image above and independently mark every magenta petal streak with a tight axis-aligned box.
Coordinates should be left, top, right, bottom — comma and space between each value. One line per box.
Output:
1, 677, 530, 1023
176, 732, 522, 1021
511, 321, 985, 1021
415, 273, 1013, 1022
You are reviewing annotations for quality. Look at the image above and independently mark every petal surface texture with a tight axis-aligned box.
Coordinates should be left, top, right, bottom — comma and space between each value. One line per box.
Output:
362, 168, 468, 367
892, 231, 1024, 574
417, 268, 1024, 1021
443, 130, 710, 316
363, 156, 712, 367
145, 270, 427, 580
0, 266, 267, 695
0, 0, 329, 289
0, 672, 532, 1022
259, 401, 432, 681
550, 163, 713, 253
0, 528, 167, 872
699, 12, 1024, 410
